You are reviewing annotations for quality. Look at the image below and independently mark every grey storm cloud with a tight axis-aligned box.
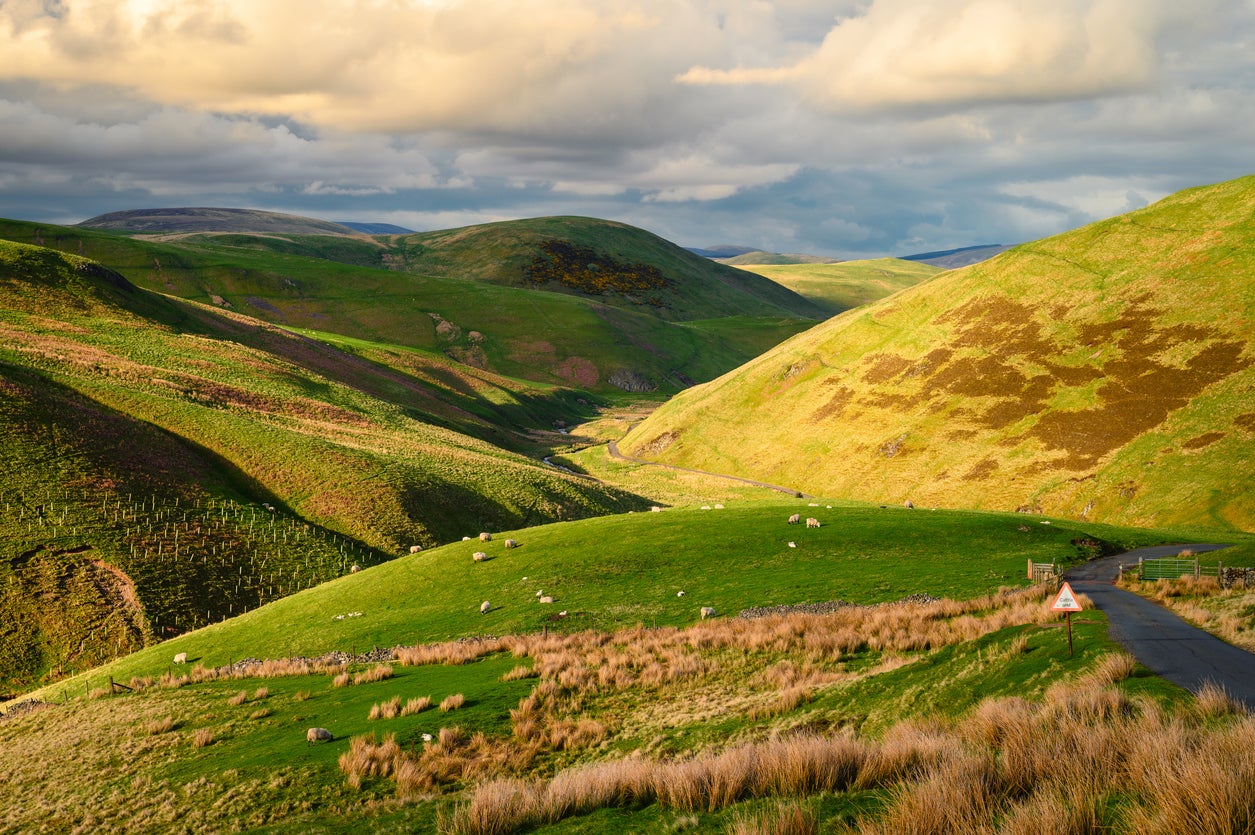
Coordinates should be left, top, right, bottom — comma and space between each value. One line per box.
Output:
0, 0, 1251, 256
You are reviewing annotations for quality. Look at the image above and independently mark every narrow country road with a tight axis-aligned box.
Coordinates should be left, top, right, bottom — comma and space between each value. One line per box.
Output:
1065, 544, 1255, 709
606, 439, 812, 498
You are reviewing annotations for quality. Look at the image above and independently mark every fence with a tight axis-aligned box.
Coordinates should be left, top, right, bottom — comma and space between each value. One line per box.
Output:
1027, 560, 1057, 584
1128, 556, 1253, 588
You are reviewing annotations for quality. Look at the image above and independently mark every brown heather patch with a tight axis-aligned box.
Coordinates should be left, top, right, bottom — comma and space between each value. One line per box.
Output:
962, 458, 999, 481
1235, 413, 1255, 433
860, 353, 912, 385
1182, 431, 1226, 450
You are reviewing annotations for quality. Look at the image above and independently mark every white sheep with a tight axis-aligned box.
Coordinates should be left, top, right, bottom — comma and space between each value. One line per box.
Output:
700, 606, 716, 620
473, 551, 488, 562
307, 727, 333, 743
806, 517, 820, 528
787, 513, 801, 525
504, 539, 518, 549
409, 545, 423, 554
539, 596, 554, 604
480, 600, 491, 614
173, 652, 187, 664
349, 564, 360, 574
650, 506, 663, 512
677, 590, 686, 597
904, 499, 915, 509
479, 532, 492, 542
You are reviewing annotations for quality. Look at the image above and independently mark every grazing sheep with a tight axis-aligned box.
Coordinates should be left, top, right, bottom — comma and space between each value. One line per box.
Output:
903, 499, 915, 509
472, 551, 488, 562
539, 596, 554, 604
409, 545, 423, 554
462, 536, 472, 541
714, 504, 724, 509
349, 564, 360, 574
650, 506, 663, 512
307, 727, 333, 744
173, 652, 187, 664
536, 590, 544, 597
700, 606, 716, 620
504, 539, 518, 549
479, 532, 492, 542
806, 517, 820, 528
787, 513, 801, 525
480, 600, 490, 614
677, 590, 686, 597
788, 542, 796, 548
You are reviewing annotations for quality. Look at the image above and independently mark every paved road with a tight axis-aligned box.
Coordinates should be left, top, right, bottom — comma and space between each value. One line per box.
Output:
606, 440, 812, 498
1065, 544, 1255, 709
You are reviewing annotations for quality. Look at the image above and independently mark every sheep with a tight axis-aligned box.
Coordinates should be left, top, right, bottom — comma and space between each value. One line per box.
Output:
307, 727, 333, 744
479, 532, 492, 542
480, 600, 491, 614
787, 513, 801, 525
504, 539, 518, 549
806, 517, 820, 528
539, 596, 554, 604
700, 606, 716, 620
472, 551, 488, 562
173, 652, 187, 664
903, 499, 915, 509
650, 506, 663, 512
349, 564, 360, 574
677, 590, 686, 597
409, 545, 423, 554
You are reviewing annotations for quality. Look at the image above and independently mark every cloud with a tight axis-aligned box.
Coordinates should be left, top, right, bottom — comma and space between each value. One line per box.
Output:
681, 0, 1215, 111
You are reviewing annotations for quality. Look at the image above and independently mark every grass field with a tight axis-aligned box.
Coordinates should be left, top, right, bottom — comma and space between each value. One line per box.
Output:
736, 258, 942, 315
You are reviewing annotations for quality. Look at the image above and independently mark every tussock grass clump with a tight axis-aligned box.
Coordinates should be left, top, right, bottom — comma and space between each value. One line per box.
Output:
332, 672, 351, 688
191, 728, 215, 748
146, 716, 178, 735
354, 664, 394, 685
369, 696, 402, 720
249, 707, 272, 720
253, 686, 269, 700
440, 693, 466, 713
726, 802, 818, 835
501, 665, 536, 682
1194, 681, 1248, 719
339, 733, 401, 789
293, 690, 310, 702
397, 638, 507, 667
401, 696, 433, 716
228, 690, 249, 706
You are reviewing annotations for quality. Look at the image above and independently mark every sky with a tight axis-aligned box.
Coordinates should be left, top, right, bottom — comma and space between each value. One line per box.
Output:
1, 0, 1253, 258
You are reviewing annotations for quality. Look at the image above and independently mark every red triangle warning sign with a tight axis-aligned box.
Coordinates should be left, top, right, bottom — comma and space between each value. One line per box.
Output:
1051, 582, 1082, 612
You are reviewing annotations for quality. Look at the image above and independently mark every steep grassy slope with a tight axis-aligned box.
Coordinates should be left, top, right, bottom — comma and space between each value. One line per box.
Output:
0, 241, 642, 689
737, 258, 943, 315
0, 218, 817, 393
624, 176, 1255, 531
386, 216, 826, 321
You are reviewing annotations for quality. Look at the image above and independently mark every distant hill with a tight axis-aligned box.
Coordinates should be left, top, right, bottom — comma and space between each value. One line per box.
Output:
0, 216, 821, 394
900, 244, 1013, 269
624, 176, 1255, 531
337, 221, 415, 234
389, 216, 826, 322
0, 239, 643, 687
735, 258, 943, 316
685, 244, 758, 258
79, 207, 360, 237
716, 250, 841, 266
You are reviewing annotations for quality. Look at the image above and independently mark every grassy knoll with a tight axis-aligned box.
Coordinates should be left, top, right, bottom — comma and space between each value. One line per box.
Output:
0, 215, 820, 394
20, 501, 1238, 697
737, 258, 943, 315
625, 175, 1255, 532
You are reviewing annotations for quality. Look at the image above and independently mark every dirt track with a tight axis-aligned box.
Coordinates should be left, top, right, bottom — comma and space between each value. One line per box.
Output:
1066, 544, 1255, 709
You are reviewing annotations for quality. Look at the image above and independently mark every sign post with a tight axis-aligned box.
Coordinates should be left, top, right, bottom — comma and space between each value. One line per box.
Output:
1051, 582, 1083, 656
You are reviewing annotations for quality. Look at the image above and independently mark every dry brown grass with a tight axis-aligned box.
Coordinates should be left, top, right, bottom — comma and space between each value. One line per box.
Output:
253, 686, 269, 700
332, 672, 351, 688
146, 716, 178, 735
440, 693, 466, 713
249, 707, 272, 720
354, 664, 394, 685
228, 690, 248, 706
1194, 681, 1248, 719
191, 728, 215, 748
726, 802, 818, 835
369, 696, 402, 720
396, 638, 507, 667
401, 696, 433, 716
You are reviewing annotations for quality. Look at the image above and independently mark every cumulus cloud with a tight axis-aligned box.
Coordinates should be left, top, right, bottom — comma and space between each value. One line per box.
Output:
681, 0, 1215, 110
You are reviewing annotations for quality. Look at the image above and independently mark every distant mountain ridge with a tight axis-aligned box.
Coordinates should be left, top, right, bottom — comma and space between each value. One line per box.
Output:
624, 175, 1255, 531
79, 207, 361, 237
900, 244, 1013, 269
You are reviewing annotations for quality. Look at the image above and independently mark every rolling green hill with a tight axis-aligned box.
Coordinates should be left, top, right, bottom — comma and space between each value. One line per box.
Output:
737, 258, 943, 315
79, 207, 361, 237
623, 176, 1255, 531
0, 240, 643, 689
0, 217, 818, 393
